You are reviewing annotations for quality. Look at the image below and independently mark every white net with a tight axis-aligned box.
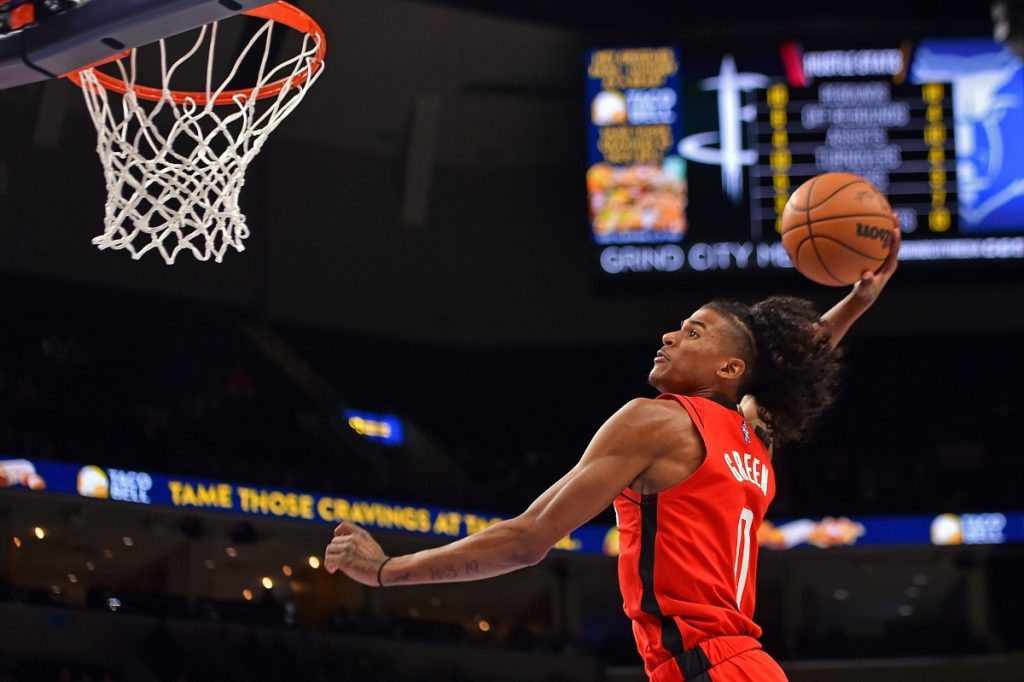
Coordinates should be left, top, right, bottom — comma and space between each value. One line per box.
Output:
75, 14, 324, 263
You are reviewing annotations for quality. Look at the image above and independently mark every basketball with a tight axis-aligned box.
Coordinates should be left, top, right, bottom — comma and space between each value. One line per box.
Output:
780, 173, 896, 286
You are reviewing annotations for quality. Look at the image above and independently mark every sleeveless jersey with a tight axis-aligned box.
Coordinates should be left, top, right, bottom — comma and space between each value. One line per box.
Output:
613, 394, 776, 681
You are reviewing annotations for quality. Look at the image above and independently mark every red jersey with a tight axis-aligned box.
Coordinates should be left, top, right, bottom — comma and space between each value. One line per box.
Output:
613, 394, 776, 681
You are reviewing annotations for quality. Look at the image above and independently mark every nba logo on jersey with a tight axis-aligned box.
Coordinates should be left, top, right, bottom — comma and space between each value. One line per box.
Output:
741, 420, 751, 444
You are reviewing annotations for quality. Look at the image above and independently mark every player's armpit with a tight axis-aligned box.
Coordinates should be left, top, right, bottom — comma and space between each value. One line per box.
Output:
739, 394, 774, 458
373, 398, 685, 586
510, 397, 687, 554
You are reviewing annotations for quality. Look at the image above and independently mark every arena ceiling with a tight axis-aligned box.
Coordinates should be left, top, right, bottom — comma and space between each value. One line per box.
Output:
1, 0, 1020, 344
412, 0, 992, 33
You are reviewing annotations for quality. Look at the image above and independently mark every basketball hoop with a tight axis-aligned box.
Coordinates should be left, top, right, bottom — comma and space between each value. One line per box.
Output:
64, 1, 326, 263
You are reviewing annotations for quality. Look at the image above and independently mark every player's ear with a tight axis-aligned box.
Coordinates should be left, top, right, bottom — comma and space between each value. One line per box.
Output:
717, 356, 746, 381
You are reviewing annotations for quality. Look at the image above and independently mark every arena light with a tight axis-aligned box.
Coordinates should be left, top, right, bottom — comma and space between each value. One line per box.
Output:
242, 589, 253, 601
12, 536, 21, 548
33, 526, 45, 539
282, 564, 293, 577
261, 577, 274, 589
308, 555, 320, 569
343, 409, 404, 446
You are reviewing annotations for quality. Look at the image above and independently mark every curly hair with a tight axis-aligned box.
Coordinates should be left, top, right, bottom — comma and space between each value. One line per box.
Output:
705, 296, 843, 446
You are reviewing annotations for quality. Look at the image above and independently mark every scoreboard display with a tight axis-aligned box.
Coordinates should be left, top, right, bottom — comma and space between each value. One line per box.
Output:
750, 80, 955, 239
586, 40, 1024, 280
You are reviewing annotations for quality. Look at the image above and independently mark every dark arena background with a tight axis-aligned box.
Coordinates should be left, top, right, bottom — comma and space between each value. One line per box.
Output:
2, 0, 1024, 680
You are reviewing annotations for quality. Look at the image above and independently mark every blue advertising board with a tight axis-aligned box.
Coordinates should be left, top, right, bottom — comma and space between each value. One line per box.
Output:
2, 457, 1021, 555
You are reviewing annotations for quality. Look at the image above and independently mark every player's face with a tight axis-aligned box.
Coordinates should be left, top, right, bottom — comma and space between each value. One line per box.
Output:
649, 307, 737, 395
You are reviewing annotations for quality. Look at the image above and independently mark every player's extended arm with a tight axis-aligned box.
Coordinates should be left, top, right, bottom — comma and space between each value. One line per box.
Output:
323, 399, 686, 587
818, 218, 901, 349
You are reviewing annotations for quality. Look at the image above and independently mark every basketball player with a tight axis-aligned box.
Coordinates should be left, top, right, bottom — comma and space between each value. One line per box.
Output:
325, 226, 900, 681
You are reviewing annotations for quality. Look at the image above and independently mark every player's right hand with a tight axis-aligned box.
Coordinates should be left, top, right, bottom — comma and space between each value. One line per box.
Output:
324, 522, 389, 587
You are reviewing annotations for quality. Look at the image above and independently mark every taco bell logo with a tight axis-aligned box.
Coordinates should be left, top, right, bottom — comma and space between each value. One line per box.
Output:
108, 469, 153, 504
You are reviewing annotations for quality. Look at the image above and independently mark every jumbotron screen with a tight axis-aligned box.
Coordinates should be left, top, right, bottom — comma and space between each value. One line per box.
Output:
585, 40, 1024, 279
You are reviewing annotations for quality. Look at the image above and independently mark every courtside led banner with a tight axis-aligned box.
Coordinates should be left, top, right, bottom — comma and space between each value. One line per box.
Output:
2, 457, 1021, 554
3, 457, 599, 553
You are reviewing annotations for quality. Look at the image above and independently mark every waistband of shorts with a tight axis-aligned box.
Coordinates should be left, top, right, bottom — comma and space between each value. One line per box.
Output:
648, 635, 763, 682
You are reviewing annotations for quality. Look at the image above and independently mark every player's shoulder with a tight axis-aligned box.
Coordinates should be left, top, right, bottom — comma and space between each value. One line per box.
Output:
615, 397, 694, 427
610, 398, 702, 460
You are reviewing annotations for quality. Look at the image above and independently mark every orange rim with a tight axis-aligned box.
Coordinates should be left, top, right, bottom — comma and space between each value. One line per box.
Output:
64, 1, 326, 105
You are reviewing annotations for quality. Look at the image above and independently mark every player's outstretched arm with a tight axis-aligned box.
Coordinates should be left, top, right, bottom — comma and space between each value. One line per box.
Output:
818, 216, 901, 349
323, 398, 686, 587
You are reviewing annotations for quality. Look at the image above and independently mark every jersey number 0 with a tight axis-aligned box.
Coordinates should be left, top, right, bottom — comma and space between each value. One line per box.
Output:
733, 507, 755, 609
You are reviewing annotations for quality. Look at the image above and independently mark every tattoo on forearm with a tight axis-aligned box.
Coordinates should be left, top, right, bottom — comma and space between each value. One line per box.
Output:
427, 560, 481, 582
391, 572, 411, 583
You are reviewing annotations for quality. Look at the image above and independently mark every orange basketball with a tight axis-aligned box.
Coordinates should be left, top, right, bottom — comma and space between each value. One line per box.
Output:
780, 172, 895, 286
